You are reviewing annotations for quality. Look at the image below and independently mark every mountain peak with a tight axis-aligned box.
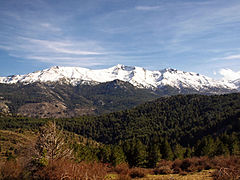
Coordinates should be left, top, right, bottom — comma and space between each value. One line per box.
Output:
112, 64, 136, 71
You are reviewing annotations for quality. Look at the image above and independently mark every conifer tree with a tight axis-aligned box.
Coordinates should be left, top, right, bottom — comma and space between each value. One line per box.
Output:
147, 143, 161, 168
132, 139, 147, 167
110, 145, 126, 166
161, 139, 174, 160
173, 144, 185, 160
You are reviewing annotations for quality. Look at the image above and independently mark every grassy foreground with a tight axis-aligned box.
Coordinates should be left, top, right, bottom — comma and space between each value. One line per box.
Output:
106, 170, 216, 180
137, 170, 214, 180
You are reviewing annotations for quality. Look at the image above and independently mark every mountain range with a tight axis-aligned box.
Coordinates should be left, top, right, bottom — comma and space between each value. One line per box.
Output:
0, 65, 239, 118
0, 64, 238, 91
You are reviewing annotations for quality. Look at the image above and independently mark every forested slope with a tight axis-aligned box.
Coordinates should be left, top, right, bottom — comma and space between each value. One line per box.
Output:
1, 93, 239, 146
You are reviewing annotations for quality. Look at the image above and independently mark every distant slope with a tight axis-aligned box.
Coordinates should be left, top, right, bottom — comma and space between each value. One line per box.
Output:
0, 80, 159, 117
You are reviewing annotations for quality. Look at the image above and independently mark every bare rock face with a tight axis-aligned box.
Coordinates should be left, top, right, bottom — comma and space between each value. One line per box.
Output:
0, 97, 10, 114
17, 101, 95, 118
17, 101, 67, 118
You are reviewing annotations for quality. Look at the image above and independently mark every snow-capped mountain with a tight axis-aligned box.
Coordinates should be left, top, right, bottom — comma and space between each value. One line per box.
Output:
0, 64, 238, 92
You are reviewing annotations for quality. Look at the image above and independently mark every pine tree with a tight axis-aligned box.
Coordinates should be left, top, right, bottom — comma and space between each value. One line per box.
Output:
161, 139, 174, 160
133, 139, 147, 167
110, 145, 126, 166
147, 143, 161, 168
173, 144, 185, 160
97, 145, 111, 163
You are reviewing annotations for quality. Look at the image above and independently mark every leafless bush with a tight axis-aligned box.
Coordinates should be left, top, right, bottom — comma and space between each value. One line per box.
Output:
34, 159, 108, 180
212, 167, 240, 180
212, 156, 240, 180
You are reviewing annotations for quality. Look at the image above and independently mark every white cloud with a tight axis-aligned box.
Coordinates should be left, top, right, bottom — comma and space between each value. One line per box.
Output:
40, 23, 62, 32
221, 54, 240, 60
0, 36, 106, 66
135, 6, 161, 11
219, 68, 240, 81
10, 54, 104, 67
19, 37, 104, 55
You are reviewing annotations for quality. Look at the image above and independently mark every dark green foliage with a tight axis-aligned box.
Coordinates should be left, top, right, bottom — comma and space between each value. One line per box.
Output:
55, 93, 240, 147
97, 145, 112, 163
161, 139, 174, 161
194, 136, 217, 157
147, 142, 161, 168
173, 144, 186, 160
110, 145, 126, 166
122, 139, 147, 167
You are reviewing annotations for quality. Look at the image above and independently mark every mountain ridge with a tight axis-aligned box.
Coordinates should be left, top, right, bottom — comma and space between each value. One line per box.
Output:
0, 64, 238, 92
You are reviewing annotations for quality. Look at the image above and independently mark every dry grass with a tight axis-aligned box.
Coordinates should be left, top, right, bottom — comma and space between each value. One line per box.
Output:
0, 159, 23, 179
34, 160, 109, 180
0, 130, 36, 159
108, 156, 240, 180
211, 156, 240, 180
141, 170, 214, 180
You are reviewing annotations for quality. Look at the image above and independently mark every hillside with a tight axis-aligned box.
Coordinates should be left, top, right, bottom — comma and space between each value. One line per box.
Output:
58, 93, 240, 146
1, 93, 240, 147
0, 80, 159, 117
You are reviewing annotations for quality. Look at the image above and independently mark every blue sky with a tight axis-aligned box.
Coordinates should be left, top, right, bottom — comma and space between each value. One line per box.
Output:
0, 0, 240, 79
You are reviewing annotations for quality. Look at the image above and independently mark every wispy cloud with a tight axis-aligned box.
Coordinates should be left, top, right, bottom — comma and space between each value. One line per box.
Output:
40, 23, 62, 32
0, 6, 108, 67
19, 56, 103, 66
18, 37, 104, 55
221, 54, 240, 60
135, 6, 161, 11
0, 35, 107, 66
0, 0, 110, 67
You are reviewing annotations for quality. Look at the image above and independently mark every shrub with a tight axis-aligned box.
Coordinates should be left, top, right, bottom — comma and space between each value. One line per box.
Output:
172, 159, 182, 173
112, 163, 130, 175
34, 160, 108, 180
211, 156, 240, 180
153, 166, 173, 175
129, 168, 146, 178
117, 174, 131, 180
156, 160, 173, 167
180, 159, 191, 171
153, 159, 173, 175
212, 167, 240, 180
0, 160, 22, 180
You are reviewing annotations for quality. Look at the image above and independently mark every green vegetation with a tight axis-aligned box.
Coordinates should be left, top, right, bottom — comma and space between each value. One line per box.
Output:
0, 93, 240, 169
